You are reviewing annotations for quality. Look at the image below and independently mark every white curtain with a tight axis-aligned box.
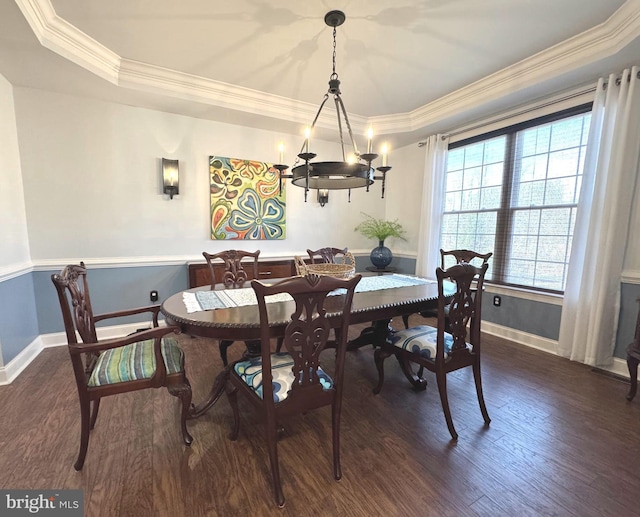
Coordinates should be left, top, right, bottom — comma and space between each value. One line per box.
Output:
416, 134, 449, 279
558, 66, 640, 366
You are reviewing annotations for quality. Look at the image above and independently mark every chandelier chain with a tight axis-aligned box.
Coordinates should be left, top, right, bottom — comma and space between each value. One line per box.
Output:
331, 26, 338, 80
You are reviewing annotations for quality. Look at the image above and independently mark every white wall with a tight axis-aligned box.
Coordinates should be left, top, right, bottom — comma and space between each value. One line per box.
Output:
382, 142, 427, 256
13, 87, 414, 263
0, 74, 30, 270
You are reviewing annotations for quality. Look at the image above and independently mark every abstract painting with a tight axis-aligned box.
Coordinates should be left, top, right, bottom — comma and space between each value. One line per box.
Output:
209, 156, 286, 240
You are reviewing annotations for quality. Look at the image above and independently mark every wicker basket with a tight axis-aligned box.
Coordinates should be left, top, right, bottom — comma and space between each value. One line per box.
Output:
294, 254, 356, 279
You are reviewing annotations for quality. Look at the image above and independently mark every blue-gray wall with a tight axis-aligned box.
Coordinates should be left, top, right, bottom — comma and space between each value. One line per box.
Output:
483, 294, 562, 341
34, 265, 190, 335
1, 260, 637, 365
0, 274, 39, 364
615, 282, 640, 358
353, 254, 414, 274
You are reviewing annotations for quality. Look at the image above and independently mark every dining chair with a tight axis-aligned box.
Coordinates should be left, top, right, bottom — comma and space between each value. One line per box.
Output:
293, 247, 354, 276
202, 249, 260, 289
202, 249, 260, 365
402, 248, 492, 329
374, 262, 490, 440
286, 247, 355, 353
306, 247, 349, 264
226, 273, 361, 508
51, 262, 193, 470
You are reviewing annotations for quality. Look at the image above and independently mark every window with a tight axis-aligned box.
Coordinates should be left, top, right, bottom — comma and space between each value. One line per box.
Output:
441, 105, 592, 293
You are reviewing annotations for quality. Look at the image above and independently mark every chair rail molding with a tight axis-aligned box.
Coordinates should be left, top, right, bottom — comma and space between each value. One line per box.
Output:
0, 262, 34, 282
622, 269, 640, 284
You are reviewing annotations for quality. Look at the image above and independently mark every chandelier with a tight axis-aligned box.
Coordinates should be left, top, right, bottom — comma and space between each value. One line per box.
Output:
274, 10, 392, 203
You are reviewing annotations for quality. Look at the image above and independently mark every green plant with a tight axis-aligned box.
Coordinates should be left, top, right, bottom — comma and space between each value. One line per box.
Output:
354, 213, 406, 243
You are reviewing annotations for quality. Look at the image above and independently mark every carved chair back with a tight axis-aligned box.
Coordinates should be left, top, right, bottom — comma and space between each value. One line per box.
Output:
203, 249, 260, 289
401, 249, 492, 330
307, 247, 349, 264
436, 262, 488, 361
51, 263, 101, 386
440, 248, 492, 271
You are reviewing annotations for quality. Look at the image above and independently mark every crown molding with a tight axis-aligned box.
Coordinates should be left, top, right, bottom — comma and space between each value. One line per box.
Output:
15, 0, 640, 136
371, 0, 640, 134
117, 59, 370, 131
16, 0, 120, 83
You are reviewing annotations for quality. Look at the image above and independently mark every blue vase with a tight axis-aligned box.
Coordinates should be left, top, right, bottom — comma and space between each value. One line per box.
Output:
370, 240, 393, 269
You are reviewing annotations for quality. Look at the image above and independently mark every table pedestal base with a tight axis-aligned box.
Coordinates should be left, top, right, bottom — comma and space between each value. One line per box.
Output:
188, 365, 230, 419
189, 339, 264, 418
347, 319, 393, 351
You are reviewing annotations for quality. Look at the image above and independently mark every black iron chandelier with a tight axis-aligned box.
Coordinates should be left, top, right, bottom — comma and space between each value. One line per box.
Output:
274, 10, 392, 203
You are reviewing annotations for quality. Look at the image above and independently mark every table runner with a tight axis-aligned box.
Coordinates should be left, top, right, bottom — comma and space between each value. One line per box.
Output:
182, 274, 434, 313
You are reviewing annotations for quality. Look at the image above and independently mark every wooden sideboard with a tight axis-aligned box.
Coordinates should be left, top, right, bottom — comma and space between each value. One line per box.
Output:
188, 259, 299, 288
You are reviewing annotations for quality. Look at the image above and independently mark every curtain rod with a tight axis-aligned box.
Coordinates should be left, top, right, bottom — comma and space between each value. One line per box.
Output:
418, 84, 597, 146
609, 69, 640, 87
418, 68, 640, 146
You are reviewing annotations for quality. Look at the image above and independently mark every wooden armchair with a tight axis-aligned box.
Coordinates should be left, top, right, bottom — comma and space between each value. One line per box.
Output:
374, 262, 490, 440
202, 250, 260, 365
403, 248, 492, 329
226, 273, 361, 507
51, 263, 193, 470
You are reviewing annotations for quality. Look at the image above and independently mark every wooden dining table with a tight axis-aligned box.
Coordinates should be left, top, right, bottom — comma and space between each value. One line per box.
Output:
161, 273, 452, 418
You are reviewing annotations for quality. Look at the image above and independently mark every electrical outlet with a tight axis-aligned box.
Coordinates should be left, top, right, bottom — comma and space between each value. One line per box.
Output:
493, 295, 501, 307
150, 290, 159, 302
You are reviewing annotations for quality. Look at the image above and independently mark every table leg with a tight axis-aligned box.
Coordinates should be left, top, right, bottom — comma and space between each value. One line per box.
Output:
627, 354, 639, 402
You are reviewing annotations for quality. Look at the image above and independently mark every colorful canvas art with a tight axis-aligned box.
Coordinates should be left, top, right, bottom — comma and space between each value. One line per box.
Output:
209, 156, 286, 240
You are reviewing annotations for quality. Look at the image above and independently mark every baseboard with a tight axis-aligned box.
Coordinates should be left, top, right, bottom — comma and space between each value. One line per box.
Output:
481, 320, 559, 355
0, 335, 44, 385
604, 357, 634, 380
0, 321, 157, 386
2, 319, 634, 385
481, 320, 636, 381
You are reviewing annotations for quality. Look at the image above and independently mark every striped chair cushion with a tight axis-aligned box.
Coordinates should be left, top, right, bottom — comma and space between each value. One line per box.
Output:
234, 353, 334, 403
88, 337, 184, 387
387, 325, 471, 361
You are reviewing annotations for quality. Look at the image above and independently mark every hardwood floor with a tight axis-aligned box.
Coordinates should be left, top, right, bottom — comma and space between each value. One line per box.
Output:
1, 316, 639, 516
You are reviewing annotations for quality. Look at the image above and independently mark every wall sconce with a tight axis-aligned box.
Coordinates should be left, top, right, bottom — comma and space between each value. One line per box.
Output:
162, 158, 179, 199
317, 189, 329, 207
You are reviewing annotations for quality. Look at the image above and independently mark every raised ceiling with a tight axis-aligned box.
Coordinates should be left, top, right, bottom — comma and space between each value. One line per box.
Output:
2, 0, 639, 145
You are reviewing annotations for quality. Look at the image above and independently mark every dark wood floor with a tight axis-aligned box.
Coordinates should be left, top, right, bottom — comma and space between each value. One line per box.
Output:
1, 316, 639, 516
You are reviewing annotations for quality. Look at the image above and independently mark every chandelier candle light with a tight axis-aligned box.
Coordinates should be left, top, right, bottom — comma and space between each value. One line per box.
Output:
274, 10, 392, 204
